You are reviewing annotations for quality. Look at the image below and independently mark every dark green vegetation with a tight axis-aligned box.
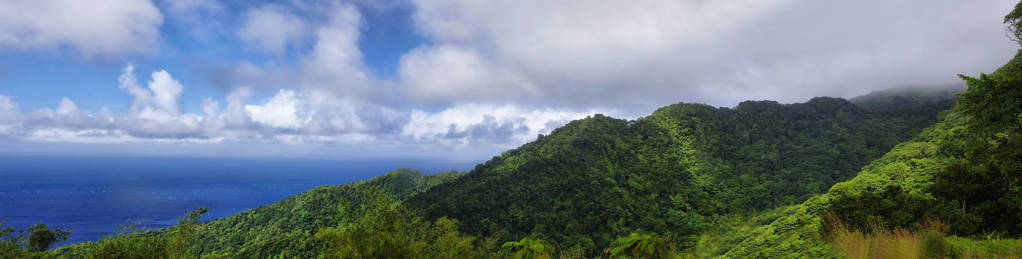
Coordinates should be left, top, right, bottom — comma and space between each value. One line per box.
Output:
726, 50, 1022, 259
187, 169, 464, 258
408, 93, 951, 253
1, 221, 69, 258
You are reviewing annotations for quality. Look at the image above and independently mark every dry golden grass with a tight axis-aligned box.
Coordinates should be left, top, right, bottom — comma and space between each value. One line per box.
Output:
825, 214, 949, 259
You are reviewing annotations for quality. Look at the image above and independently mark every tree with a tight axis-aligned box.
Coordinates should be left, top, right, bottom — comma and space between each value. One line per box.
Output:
499, 237, 554, 259
315, 187, 478, 258
170, 207, 208, 257
315, 188, 427, 259
26, 223, 69, 252
607, 233, 670, 259
1005, 1, 1022, 46
0, 220, 69, 257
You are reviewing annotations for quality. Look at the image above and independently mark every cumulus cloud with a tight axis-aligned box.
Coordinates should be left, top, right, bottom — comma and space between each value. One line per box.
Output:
242, 88, 378, 136
16, 0, 1013, 159
217, 3, 377, 95
402, 0, 1019, 112
55, 97, 78, 116
398, 45, 537, 103
0, 61, 591, 151
238, 5, 308, 55
0, 66, 239, 143
115, 65, 202, 137
0, 1, 605, 159
299, 3, 374, 94
245, 90, 307, 129
0, 95, 21, 127
116, 63, 190, 119
401, 103, 594, 147
0, 0, 162, 55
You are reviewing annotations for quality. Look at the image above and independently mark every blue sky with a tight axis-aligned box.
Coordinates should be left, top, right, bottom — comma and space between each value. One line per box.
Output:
0, 0, 424, 113
0, 0, 1017, 159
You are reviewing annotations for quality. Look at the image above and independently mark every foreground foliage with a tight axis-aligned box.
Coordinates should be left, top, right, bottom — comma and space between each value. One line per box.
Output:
314, 187, 478, 258
1, 220, 69, 258
56, 207, 208, 258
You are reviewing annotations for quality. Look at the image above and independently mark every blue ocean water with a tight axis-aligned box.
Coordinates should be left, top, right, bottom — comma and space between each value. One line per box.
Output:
0, 155, 478, 246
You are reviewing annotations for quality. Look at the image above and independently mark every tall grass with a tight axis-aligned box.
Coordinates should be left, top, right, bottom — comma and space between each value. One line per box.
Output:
825, 214, 948, 259
825, 214, 1022, 259
946, 236, 1022, 259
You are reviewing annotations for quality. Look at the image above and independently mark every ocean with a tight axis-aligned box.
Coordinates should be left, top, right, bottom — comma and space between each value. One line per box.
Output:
0, 155, 479, 246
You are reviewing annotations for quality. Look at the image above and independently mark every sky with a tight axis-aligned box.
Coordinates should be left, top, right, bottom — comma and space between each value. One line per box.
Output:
0, 0, 1017, 160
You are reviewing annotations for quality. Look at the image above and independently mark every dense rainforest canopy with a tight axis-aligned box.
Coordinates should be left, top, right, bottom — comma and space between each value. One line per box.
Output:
408, 94, 953, 253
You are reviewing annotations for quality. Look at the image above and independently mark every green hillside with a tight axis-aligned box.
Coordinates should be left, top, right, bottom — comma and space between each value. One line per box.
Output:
407, 95, 951, 254
726, 49, 1022, 258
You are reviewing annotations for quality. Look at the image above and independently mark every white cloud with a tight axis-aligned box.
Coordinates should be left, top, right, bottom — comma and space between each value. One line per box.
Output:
402, 103, 594, 147
148, 70, 184, 114
118, 64, 184, 115
55, 97, 77, 116
299, 3, 373, 93
118, 65, 180, 113
404, 0, 784, 108
5, 0, 1015, 160
0, 95, 16, 112
243, 88, 383, 135
398, 45, 536, 103
300, 88, 370, 134
0, 95, 21, 125
115, 64, 200, 137
404, 0, 1019, 110
238, 5, 308, 55
245, 89, 308, 129
0, 62, 596, 157
23, 128, 223, 144
220, 3, 378, 96
224, 87, 253, 127
0, 0, 162, 55
117, 64, 151, 113
0, 66, 208, 141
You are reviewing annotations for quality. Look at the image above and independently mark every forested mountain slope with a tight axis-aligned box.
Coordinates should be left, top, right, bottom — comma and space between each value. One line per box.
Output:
407, 94, 954, 253
726, 50, 1022, 258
